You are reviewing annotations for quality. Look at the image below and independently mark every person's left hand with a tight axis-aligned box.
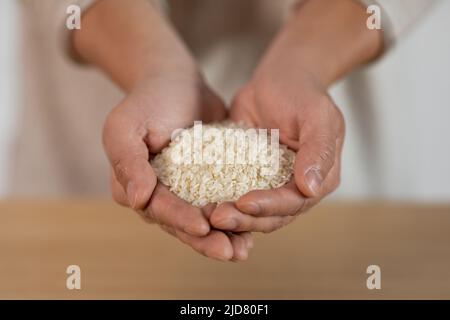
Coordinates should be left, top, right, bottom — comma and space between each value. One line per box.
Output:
208, 0, 384, 235
209, 63, 345, 234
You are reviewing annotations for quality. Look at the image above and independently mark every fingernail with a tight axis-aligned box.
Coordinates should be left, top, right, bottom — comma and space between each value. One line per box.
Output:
305, 168, 323, 196
216, 247, 233, 261
127, 182, 137, 209
239, 202, 261, 215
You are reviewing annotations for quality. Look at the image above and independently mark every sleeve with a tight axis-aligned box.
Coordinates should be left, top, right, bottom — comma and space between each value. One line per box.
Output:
358, 0, 437, 48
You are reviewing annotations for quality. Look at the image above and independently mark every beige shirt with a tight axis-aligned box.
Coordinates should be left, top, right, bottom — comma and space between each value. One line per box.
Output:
12, 0, 434, 196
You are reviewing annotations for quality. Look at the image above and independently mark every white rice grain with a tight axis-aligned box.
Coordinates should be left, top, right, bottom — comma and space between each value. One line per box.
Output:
151, 122, 295, 207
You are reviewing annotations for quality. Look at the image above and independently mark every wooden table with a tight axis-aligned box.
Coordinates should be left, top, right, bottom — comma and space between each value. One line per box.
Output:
0, 200, 449, 299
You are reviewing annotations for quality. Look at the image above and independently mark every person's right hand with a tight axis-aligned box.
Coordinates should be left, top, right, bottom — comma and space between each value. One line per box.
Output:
73, 0, 253, 261
103, 71, 253, 262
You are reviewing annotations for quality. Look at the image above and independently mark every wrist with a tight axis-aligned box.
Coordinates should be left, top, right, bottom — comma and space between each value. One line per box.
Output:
126, 53, 200, 94
73, 0, 197, 92
258, 0, 383, 87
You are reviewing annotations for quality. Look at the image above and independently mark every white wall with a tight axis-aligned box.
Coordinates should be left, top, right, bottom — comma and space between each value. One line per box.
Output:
331, 0, 450, 201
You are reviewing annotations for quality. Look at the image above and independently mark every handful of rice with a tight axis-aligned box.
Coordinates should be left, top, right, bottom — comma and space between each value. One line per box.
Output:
151, 121, 295, 206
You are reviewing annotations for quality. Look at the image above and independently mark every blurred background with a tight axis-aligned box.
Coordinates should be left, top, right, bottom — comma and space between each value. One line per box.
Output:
0, 0, 20, 196
0, 0, 449, 300
0, 0, 449, 201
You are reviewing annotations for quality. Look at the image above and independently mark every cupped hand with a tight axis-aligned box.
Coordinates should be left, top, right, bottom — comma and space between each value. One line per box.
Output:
210, 67, 345, 234
103, 71, 252, 261
207, 0, 384, 235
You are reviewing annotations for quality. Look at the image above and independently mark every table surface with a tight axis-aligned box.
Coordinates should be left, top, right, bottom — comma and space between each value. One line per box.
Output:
0, 200, 449, 299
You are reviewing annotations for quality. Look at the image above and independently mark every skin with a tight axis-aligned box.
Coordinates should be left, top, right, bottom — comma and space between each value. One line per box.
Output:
73, 0, 382, 261
74, 0, 251, 261
210, 0, 383, 233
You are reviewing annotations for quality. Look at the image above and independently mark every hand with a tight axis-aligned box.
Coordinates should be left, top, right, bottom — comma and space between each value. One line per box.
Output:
210, 69, 345, 234
103, 71, 253, 261
210, 0, 382, 233
74, 0, 253, 261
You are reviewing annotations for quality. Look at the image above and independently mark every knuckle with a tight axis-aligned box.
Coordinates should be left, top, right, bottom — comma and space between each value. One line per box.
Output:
319, 140, 336, 163
308, 138, 336, 167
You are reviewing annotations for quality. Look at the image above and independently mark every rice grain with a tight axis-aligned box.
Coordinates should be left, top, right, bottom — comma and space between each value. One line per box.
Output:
151, 122, 295, 207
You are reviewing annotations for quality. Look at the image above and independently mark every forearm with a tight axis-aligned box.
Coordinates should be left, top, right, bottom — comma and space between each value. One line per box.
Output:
72, 0, 197, 92
257, 0, 383, 86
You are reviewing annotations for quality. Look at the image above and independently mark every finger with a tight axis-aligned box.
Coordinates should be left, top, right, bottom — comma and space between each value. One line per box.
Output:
210, 202, 291, 233
161, 225, 233, 261
146, 183, 210, 236
110, 168, 129, 207
229, 88, 257, 127
240, 231, 254, 249
228, 232, 251, 261
201, 203, 218, 220
291, 137, 345, 214
201, 86, 227, 122
295, 104, 343, 198
312, 134, 344, 199
269, 161, 342, 217
103, 108, 156, 210
236, 181, 306, 217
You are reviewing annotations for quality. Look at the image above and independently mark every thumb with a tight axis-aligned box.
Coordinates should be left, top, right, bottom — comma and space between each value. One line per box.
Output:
294, 128, 337, 198
103, 111, 157, 210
